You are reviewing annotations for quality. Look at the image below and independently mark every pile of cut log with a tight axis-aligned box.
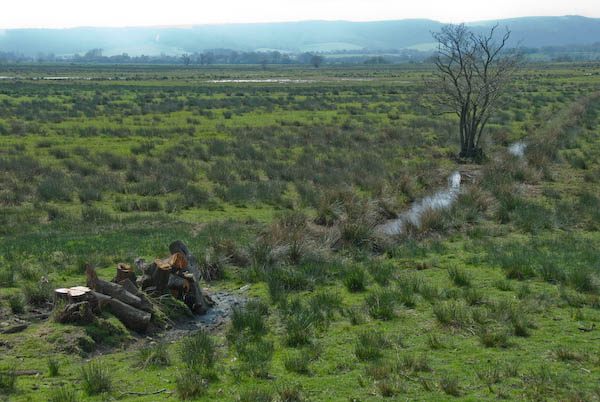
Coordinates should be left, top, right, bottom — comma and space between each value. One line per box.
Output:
54, 241, 212, 332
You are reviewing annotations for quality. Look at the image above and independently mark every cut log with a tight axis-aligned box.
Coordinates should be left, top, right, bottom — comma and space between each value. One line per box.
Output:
86, 266, 152, 312
150, 263, 170, 292
113, 263, 137, 284
54, 286, 93, 304
90, 291, 112, 309
118, 278, 140, 295
107, 298, 151, 332
168, 252, 187, 270
118, 279, 154, 313
54, 288, 71, 300
169, 240, 210, 314
139, 275, 154, 290
167, 273, 187, 290
154, 258, 171, 271
135, 258, 156, 277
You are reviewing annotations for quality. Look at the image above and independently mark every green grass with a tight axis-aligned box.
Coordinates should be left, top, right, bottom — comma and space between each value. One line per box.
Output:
179, 330, 217, 371
354, 330, 389, 361
136, 342, 170, 369
79, 360, 112, 395
1, 63, 600, 401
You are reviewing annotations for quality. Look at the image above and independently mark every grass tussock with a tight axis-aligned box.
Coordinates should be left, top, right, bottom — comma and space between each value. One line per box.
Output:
354, 330, 389, 361
48, 386, 78, 402
230, 300, 269, 335
448, 266, 472, 287
343, 265, 367, 292
137, 342, 170, 368
179, 330, 216, 371
433, 300, 472, 329
554, 346, 584, 362
284, 352, 312, 375
175, 369, 207, 400
236, 338, 274, 378
439, 374, 461, 397
283, 299, 316, 347
80, 360, 112, 395
0, 363, 17, 395
239, 388, 274, 402
479, 327, 511, 348
397, 353, 432, 373
278, 385, 304, 402
366, 290, 397, 320
47, 358, 60, 377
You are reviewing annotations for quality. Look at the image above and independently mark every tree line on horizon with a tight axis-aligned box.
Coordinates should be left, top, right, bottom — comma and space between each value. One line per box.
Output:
1, 42, 600, 66
0, 47, 427, 66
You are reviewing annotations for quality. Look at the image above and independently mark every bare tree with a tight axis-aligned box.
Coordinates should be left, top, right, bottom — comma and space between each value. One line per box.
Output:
431, 24, 522, 159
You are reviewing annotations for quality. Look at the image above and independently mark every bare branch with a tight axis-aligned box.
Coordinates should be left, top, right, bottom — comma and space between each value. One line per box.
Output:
429, 23, 522, 158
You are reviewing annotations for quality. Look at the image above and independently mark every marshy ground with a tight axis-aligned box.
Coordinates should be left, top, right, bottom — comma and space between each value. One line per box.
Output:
0, 62, 599, 401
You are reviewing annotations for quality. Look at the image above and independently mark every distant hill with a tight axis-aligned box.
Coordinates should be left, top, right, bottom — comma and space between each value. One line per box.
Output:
0, 16, 599, 57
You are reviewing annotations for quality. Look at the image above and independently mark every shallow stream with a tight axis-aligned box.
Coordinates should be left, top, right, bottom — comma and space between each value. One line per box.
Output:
379, 171, 462, 235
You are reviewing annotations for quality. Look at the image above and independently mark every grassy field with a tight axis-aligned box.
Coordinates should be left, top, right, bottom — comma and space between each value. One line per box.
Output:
1, 62, 600, 401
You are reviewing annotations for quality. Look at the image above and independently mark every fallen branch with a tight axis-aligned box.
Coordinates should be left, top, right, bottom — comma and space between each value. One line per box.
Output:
1, 370, 41, 376
117, 388, 167, 399
0, 325, 28, 334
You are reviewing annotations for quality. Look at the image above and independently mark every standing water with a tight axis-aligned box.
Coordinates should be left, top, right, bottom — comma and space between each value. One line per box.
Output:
508, 142, 527, 157
379, 171, 461, 235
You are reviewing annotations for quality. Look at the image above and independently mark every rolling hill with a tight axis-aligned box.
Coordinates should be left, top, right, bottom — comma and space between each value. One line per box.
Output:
0, 15, 598, 57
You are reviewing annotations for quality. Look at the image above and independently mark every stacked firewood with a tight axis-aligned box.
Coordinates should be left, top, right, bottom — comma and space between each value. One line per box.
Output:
54, 241, 212, 332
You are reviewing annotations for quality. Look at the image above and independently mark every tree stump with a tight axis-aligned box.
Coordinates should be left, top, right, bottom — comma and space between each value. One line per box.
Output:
151, 259, 171, 292
113, 263, 137, 284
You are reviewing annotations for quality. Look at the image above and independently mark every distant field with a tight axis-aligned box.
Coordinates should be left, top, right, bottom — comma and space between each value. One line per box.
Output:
1, 62, 600, 401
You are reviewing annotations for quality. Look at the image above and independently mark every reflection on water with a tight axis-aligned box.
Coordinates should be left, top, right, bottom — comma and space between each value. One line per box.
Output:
205, 79, 316, 83
204, 78, 374, 84
379, 171, 461, 235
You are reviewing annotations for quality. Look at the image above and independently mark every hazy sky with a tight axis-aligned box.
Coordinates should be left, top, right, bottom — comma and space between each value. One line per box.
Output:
2, 0, 599, 29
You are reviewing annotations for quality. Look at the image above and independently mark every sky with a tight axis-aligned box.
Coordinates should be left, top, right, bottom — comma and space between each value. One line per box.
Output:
1, 0, 599, 29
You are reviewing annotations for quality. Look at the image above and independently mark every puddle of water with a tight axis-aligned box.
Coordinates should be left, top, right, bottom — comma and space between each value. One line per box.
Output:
379, 171, 461, 235
42, 76, 92, 80
337, 78, 374, 82
204, 77, 373, 84
162, 290, 247, 339
508, 142, 527, 157
205, 79, 316, 83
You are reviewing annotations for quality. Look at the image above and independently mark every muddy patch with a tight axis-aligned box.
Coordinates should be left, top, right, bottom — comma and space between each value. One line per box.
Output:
158, 289, 248, 341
